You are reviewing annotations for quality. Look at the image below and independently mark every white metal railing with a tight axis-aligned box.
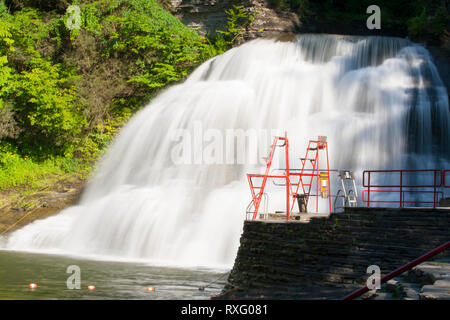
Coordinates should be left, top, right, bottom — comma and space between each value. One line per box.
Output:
246, 193, 268, 220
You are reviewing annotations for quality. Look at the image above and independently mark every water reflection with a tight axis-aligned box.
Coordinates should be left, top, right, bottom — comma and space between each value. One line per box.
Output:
0, 251, 227, 300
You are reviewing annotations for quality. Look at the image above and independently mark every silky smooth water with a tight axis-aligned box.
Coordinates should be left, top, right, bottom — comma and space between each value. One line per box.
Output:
1, 34, 449, 269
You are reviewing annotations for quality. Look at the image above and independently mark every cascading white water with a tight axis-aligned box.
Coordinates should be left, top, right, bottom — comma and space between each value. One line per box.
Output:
2, 34, 449, 268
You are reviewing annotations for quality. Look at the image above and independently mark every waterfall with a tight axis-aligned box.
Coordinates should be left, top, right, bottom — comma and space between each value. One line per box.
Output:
2, 34, 449, 268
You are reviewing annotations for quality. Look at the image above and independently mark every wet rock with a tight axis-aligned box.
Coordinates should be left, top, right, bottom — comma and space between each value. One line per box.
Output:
0, 177, 86, 234
405, 268, 436, 285
361, 289, 378, 300
385, 279, 399, 292
169, 0, 300, 40
401, 283, 421, 300
373, 292, 391, 300
420, 280, 450, 300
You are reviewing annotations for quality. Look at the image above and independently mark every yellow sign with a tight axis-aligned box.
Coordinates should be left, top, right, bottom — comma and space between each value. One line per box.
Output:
319, 172, 329, 198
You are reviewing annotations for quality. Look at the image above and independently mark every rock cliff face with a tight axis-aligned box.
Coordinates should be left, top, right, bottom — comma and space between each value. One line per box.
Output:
428, 46, 450, 95
169, 1, 449, 107
169, 0, 300, 40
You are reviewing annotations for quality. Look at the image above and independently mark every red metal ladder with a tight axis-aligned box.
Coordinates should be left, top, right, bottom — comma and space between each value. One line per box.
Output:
290, 136, 331, 213
247, 135, 289, 220
247, 135, 332, 220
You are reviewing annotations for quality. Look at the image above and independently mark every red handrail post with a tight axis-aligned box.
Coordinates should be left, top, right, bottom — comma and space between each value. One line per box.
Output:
316, 150, 319, 213
444, 170, 448, 188
433, 170, 437, 208
367, 171, 371, 208
400, 171, 403, 208
326, 142, 332, 213
285, 136, 291, 220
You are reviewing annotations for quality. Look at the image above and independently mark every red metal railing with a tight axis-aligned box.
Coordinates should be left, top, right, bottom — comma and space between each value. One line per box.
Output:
362, 169, 445, 208
343, 241, 450, 300
444, 170, 450, 188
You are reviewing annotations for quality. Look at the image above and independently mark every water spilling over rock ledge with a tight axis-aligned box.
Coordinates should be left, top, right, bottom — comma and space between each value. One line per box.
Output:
2, 34, 449, 272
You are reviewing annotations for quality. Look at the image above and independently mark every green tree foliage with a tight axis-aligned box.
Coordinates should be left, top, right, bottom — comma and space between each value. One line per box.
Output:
286, 0, 449, 43
0, 0, 217, 163
217, 5, 257, 48
0, 0, 219, 189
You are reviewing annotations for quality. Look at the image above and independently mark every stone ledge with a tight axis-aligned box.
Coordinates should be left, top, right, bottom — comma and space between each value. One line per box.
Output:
220, 207, 450, 299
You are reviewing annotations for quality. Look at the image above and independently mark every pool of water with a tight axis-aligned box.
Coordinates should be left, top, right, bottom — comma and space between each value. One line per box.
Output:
0, 251, 228, 300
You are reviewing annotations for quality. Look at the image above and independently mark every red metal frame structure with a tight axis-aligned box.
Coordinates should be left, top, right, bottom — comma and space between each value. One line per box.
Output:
247, 135, 331, 220
291, 136, 332, 214
362, 169, 445, 208
247, 135, 290, 220
343, 241, 450, 300
445, 170, 450, 188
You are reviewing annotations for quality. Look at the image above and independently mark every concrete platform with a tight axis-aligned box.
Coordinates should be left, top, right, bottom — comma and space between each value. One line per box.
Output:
257, 212, 330, 223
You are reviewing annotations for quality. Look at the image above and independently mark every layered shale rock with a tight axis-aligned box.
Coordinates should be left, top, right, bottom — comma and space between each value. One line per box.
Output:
169, 0, 300, 40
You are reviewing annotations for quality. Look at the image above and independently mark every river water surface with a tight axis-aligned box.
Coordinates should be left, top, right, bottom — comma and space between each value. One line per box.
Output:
0, 251, 227, 300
